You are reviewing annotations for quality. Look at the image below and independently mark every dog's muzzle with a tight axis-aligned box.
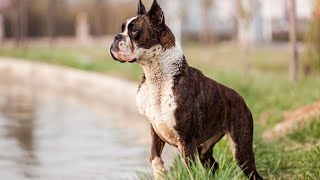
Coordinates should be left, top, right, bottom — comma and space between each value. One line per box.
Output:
109, 34, 138, 63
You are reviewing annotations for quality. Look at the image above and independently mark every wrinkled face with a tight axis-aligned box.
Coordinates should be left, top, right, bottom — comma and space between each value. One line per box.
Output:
110, 15, 159, 63
109, 0, 173, 64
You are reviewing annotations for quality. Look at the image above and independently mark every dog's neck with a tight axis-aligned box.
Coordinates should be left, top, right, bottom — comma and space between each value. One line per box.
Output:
139, 40, 186, 84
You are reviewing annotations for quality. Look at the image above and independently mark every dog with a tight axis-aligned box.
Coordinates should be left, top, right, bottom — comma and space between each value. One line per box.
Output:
110, 0, 263, 179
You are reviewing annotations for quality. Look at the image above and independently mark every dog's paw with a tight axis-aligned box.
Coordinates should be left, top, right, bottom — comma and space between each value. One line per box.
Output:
153, 168, 167, 180
152, 157, 167, 180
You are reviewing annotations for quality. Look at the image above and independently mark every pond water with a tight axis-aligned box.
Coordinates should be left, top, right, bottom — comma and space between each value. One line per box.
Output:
0, 92, 151, 180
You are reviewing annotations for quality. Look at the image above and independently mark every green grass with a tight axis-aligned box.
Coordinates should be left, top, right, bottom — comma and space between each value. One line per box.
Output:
0, 46, 143, 81
287, 117, 320, 144
1, 42, 320, 179
300, 147, 320, 179
164, 138, 245, 180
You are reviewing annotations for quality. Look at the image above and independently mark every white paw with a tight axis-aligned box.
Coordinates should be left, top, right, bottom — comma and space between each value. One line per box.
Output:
152, 157, 167, 180
153, 168, 167, 180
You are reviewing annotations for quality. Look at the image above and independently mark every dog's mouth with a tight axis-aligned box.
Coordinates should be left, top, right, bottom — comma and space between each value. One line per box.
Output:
110, 41, 138, 63
128, 58, 137, 63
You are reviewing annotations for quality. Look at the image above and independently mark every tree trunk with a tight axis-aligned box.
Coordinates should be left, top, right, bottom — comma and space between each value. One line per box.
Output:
200, 8, 210, 43
93, 0, 103, 36
199, 0, 213, 44
20, 0, 28, 45
233, 0, 240, 42
11, 0, 20, 47
0, 14, 4, 43
289, 0, 298, 82
11, 0, 28, 47
47, 0, 57, 45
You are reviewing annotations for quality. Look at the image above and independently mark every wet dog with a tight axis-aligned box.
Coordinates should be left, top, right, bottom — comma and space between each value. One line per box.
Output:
110, 1, 263, 179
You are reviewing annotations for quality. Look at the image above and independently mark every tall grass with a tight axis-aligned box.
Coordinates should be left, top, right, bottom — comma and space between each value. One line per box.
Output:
163, 137, 245, 180
301, 147, 320, 179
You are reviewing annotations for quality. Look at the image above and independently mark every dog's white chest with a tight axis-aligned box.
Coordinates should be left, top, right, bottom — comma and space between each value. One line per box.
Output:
136, 80, 179, 145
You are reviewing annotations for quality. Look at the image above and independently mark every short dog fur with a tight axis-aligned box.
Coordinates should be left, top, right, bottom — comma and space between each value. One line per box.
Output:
110, 1, 263, 179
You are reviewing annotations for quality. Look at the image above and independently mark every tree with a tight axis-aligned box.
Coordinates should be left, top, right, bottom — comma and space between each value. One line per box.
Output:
288, 0, 298, 82
0, 14, 4, 43
237, 0, 254, 80
199, 0, 214, 44
47, 0, 58, 45
304, 0, 320, 74
19, 0, 28, 45
232, 0, 240, 42
92, 0, 103, 36
9, 0, 19, 46
10, 0, 28, 47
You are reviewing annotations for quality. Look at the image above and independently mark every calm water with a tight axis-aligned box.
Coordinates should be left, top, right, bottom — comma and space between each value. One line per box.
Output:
0, 93, 150, 180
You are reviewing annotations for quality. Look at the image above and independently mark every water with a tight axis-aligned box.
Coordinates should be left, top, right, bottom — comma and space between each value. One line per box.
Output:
0, 92, 151, 180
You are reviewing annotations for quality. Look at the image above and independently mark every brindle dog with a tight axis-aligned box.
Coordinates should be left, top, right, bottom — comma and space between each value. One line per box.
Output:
110, 1, 263, 179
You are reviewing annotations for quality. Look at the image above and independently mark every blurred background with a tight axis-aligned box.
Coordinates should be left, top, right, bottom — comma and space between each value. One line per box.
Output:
0, 0, 319, 179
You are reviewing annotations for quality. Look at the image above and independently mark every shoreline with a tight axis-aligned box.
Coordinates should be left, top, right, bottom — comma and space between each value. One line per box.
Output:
0, 57, 149, 143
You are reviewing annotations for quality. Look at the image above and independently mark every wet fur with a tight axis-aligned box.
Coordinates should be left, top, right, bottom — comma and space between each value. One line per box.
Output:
110, 1, 263, 179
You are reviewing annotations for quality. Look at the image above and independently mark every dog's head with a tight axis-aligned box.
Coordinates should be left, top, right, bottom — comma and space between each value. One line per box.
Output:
110, 0, 175, 64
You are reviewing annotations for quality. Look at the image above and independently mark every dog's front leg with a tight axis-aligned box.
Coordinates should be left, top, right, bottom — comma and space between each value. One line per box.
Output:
150, 124, 166, 179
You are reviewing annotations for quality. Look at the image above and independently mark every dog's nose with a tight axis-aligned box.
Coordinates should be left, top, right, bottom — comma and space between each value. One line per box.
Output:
114, 34, 124, 41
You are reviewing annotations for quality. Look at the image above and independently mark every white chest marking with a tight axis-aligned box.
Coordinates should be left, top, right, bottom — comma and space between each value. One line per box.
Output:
136, 39, 184, 146
136, 79, 179, 145
137, 79, 176, 125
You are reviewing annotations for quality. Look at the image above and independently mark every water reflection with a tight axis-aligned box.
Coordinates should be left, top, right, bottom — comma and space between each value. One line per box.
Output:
0, 85, 150, 180
0, 87, 37, 178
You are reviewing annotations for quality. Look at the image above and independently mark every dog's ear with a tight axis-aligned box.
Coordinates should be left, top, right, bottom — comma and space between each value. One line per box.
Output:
137, 0, 146, 15
147, 0, 165, 26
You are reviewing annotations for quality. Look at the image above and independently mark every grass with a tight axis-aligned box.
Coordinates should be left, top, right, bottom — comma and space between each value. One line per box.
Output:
1, 42, 320, 179
163, 137, 246, 180
287, 117, 320, 144
0, 46, 143, 81
300, 147, 320, 179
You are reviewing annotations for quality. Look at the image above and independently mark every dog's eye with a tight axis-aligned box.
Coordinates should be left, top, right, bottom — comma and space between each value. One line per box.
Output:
130, 27, 138, 35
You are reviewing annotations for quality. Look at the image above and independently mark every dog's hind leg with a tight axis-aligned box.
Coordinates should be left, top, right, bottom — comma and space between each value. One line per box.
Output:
198, 131, 225, 171
150, 125, 166, 180
177, 139, 197, 180
228, 110, 263, 180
